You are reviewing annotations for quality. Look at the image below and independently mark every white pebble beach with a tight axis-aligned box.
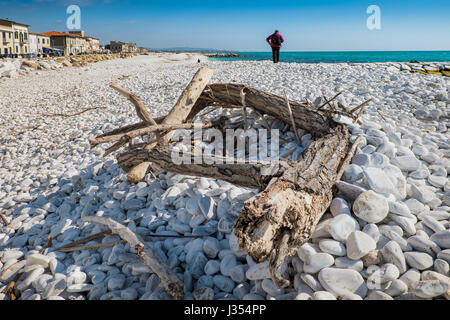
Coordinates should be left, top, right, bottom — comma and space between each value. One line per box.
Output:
0, 52, 449, 300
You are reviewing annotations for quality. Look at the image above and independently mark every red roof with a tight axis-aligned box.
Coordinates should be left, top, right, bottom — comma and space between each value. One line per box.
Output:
42, 31, 83, 38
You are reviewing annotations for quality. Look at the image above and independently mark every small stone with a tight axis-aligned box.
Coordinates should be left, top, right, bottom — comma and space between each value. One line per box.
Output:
335, 257, 364, 272
122, 198, 144, 211
26, 254, 50, 268
434, 259, 449, 276
213, 275, 235, 293
414, 280, 450, 298
384, 279, 408, 297
318, 239, 347, 256
204, 260, 220, 275
362, 250, 383, 267
428, 175, 448, 188
346, 231, 376, 260
262, 278, 284, 297
381, 241, 407, 274
353, 190, 389, 223
330, 198, 351, 216
107, 274, 126, 291
318, 268, 367, 298
312, 291, 336, 300
202, 237, 220, 258
392, 156, 421, 172
363, 167, 397, 196
229, 265, 247, 283
297, 243, 318, 262
199, 196, 215, 220
367, 264, 400, 289
67, 283, 93, 293
437, 250, 450, 264
388, 201, 412, 217
220, 254, 238, 277
343, 164, 364, 182
410, 184, 435, 204
404, 252, 434, 270
336, 181, 367, 201
190, 252, 208, 279
303, 253, 335, 274
327, 214, 360, 243
430, 230, 450, 249
121, 287, 138, 300
421, 215, 446, 233
186, 196, 201, 215
390, 214, 417, 236
366, 290, 393, 300
246, 261, 271, 280
399, 269, 421, 290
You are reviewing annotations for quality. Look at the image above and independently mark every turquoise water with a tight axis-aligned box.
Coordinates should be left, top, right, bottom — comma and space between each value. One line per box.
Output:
210, 51, 450, 63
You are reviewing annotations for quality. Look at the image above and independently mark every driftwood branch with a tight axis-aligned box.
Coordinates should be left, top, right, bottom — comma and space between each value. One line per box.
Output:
110, 83, 157, 125
88, 67, 370, 289
81, 216, 184, 299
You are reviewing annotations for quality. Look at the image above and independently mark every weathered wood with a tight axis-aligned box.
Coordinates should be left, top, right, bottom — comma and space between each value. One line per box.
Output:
192, 84, 335, 137
82, 216, 184, 300
234, 125, 352, 288
127, 162, 152, 183
91, 121, 213, 148
283, 90, 301, 146
160, 67, 214, 144
110, 83, 157, 125
117, 147, 292, 190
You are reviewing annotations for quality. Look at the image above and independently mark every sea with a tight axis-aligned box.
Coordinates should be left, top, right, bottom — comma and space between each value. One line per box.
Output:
209, 51, 450, 64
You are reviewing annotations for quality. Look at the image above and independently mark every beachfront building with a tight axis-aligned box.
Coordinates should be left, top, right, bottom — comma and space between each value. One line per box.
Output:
28, 32, 51, 54
109, 41, 138, 53
0, 19, 13, 55
42, 31, 87, 55
68, 30, 100, 53
0, 19, 30, 55
29, 32, 38, 55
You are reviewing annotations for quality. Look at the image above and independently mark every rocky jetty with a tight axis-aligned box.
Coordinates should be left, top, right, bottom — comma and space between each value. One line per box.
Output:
0, 53, 139, 80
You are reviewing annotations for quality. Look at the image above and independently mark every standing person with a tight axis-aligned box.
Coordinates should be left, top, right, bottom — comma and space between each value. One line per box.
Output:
266, 30, 284, 63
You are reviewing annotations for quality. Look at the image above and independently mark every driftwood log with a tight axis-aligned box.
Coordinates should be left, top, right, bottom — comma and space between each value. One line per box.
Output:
82, 216, 184, 299
89, 67, 367, 289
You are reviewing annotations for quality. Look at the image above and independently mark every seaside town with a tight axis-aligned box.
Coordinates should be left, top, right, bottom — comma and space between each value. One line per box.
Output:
0, 18, 148, 57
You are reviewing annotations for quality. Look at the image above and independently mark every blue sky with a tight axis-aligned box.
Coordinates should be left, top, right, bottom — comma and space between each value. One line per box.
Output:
1, 0, 450, 51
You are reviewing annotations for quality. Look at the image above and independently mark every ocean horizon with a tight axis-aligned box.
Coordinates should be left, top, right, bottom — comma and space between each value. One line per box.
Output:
209, 51, 450, 63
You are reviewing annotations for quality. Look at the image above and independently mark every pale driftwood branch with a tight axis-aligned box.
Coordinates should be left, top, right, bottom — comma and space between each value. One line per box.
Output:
160, 67, 214, 144
90, 121, 213, 148
283, 90, 302, 146
110, 83, 157, 125
350, 98, 372, 114
81, 216, 184, 300
0, 212, 9, 226
193, 84, 334, 138
317, 91, 342, 110
56, 241, 123, 252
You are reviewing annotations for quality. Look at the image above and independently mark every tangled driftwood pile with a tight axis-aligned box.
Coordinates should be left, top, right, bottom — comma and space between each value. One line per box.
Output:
88, 67, 370, 298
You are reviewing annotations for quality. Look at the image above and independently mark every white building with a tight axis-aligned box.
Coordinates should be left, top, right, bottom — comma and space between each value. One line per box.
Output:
29, 32, 38, 55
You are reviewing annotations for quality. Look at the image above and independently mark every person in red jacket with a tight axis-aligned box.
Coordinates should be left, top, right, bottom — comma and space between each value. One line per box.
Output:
266, 30, 284, 63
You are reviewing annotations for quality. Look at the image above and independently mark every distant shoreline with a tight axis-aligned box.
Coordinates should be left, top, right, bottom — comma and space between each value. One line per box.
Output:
207, 51, 450, 64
